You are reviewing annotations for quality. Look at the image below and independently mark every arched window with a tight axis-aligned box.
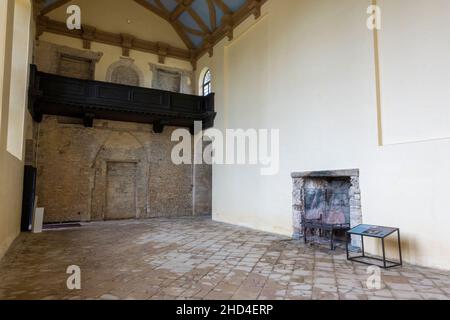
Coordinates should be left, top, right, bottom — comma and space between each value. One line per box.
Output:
202, 69, 212, 96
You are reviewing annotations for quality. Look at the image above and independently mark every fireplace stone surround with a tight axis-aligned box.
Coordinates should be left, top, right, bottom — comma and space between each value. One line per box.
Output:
291, 169, 362, 243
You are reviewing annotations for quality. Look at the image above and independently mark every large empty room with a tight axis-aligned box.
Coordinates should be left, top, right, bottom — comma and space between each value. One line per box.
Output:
1, 0, 450, 310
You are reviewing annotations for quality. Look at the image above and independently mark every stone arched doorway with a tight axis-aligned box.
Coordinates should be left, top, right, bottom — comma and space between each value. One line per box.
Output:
90, 132, 149, 221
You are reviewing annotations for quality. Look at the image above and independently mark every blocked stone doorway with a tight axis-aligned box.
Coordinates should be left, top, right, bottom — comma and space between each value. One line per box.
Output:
90, 131, 149, 221
105, 161, 137, 220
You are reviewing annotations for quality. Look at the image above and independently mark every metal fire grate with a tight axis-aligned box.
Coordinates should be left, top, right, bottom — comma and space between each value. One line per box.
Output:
303, 187, 351, 250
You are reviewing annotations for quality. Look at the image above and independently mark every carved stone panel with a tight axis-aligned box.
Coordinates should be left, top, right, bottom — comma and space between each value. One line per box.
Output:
58, 55, 93, 80
150, 63, 193, 94
154, 68, 181, 92
110, 65, 140, 86
106, 57, 144, 87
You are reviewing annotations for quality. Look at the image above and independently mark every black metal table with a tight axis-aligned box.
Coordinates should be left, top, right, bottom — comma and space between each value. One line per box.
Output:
346, 224, 403, 269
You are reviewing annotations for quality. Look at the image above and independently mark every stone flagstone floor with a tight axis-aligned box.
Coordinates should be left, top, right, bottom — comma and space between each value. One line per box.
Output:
0, 217, 449, 300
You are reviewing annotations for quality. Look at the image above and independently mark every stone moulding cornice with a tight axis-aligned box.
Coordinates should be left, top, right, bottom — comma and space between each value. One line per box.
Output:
291, 169, 360, 179
149, 62, 193, 78
56, 44, 103, 62
37, 16, 196, 69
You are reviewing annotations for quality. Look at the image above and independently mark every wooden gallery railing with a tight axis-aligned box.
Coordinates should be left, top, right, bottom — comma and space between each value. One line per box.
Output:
28, 65, 216, 133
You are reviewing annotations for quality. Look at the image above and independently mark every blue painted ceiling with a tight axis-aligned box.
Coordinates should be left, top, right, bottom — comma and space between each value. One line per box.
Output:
41, 0, 249, 49
42, 0, 61, 8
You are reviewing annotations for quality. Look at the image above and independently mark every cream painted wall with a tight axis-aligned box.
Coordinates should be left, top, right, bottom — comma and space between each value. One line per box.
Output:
197, 0, 450, 270
7, 0, 32, 160
38, 32, 193, 86
378, 0, 450, 145
0, 0, 7, 128
47, 0, 187, 49
0, 0, 33, 260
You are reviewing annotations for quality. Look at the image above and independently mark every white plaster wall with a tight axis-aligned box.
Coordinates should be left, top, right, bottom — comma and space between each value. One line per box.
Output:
0, 0, 7, 128
197, 0, 450, 270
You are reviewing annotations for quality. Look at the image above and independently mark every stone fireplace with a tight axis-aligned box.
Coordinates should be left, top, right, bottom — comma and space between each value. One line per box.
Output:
291, 170, 362, 242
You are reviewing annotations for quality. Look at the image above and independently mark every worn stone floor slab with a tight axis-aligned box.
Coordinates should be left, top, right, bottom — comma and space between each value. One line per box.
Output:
0, 217, 449, 300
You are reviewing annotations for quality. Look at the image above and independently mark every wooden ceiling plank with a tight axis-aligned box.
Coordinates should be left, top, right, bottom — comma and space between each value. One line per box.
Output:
186, 7, 210, 33
171, 0, 193, 21
171, 4, 186, 20
212, 0, 232, 15
154, 0, 169, 12
207, 0, 217, 30
182, 26, 207, 37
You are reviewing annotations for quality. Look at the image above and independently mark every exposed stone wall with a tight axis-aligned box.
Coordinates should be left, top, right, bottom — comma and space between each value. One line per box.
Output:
36, 116, 197, 223
193, 142, 212, 216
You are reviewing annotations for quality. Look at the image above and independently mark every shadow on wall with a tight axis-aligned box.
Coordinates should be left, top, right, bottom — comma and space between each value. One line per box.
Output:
366, 234, 417, 265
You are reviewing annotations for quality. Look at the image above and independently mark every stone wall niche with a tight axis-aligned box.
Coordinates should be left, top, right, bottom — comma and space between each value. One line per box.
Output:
291, 169, 362, 241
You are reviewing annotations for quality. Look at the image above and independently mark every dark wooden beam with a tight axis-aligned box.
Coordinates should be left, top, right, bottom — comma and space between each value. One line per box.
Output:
171, 0, 193, 21
186, 6, 210, 33
207, 0, 217, 31
212, 0, 232, 15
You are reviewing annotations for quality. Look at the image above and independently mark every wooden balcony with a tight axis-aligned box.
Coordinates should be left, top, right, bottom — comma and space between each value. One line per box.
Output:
28, 65, 216, 133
